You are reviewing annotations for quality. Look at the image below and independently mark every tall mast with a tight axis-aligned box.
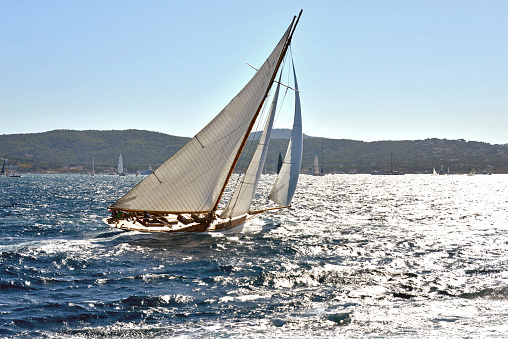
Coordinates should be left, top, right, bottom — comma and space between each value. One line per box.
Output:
212, 11, 303, 214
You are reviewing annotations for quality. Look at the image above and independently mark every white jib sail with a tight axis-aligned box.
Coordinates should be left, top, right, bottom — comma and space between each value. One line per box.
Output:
269, 64, 302, 207
221, 79, 282, 218
118, 154, 124, 174
110, 25, 292, 213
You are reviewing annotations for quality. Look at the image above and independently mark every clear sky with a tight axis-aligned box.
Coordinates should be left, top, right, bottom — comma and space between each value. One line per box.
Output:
1, 1, 507, 144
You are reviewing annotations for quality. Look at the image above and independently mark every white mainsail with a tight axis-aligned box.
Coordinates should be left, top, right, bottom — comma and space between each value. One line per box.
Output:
111, 25, 293, 214
117, 154, 124, 175
92, 157, 95, 176
221, 79, 282, 218
269, 64, 303, 207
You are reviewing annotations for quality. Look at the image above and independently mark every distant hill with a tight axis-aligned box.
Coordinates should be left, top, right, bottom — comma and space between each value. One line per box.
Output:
0, 130, 188, 173
249, 128, 313, 140
1, 129, 507, 174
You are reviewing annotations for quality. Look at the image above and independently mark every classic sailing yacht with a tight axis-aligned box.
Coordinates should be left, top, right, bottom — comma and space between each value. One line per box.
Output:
105, 11, 303, 233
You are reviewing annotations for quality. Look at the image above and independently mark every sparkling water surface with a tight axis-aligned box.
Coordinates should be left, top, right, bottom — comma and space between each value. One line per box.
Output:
1, 174, 507, 338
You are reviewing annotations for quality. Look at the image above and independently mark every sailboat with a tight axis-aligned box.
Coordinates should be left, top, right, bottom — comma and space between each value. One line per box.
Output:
117, 154, 126, 176
104, 11, 303, 233
0, 158, 6, 176
383, 152, 404, 175
91, 158, 95, 176
467, 168, 475, 176
140, 165, 153, 176
313, 154, 320, 176
432, 167, 438, 176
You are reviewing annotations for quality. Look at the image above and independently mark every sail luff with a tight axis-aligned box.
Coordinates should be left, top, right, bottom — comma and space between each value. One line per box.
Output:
220, 78, 282, 218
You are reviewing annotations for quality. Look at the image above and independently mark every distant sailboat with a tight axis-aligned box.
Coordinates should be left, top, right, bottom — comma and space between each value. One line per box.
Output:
0, 158, 6, 176
117, 154, 125, 176
370, 152, 403, 175
105, 11, 303, 233
432, 167, 438, 176
91, 158, 95, 176
467, 168, 475, 176
140, 165, 153, 176
313, 154, 320, 176
383, 152, 404, 175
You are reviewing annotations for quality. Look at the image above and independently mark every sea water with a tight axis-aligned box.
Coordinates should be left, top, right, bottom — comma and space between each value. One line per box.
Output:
1, 174, 507, 338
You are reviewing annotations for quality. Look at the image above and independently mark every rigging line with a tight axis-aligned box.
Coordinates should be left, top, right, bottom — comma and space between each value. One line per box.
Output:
244, 61, 286, 173
212, 14, 299, 213
225, 60, 286, 212
224, 71, 281, 216
230, 84, 274, 190
273, 48, 295, 127
223, 98, 270, 205
273, 56, 290, 127
246, 63, 300, 93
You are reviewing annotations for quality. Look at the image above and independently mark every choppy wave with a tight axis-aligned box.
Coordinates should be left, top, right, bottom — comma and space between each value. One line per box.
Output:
1, 174, 508, 338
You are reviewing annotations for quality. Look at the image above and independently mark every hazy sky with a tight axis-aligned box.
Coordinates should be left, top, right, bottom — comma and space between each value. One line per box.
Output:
1, 1, 507, 144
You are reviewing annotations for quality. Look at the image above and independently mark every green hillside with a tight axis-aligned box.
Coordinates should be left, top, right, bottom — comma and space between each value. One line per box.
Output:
1, 130, 507, 174
0, 130, 188, 173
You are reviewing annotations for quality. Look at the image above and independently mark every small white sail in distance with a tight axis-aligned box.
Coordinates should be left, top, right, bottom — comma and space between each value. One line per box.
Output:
117, 154, 124, 175
313, 154, 319, 175
221, 76, 283, 218
269, 63, 303, 207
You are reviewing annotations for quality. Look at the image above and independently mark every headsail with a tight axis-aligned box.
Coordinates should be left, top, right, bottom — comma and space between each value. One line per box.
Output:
221, 78, 282, 218
110, 23, 295, 214
269, 64, 303, 207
